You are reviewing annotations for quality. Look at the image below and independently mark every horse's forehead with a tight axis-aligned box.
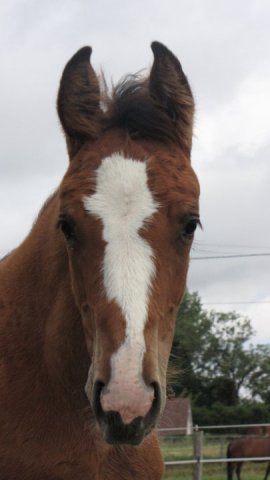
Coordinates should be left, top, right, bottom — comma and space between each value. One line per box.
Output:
62, 145, 197, 207
83, 154, 158, 229
148, 155, 199, 202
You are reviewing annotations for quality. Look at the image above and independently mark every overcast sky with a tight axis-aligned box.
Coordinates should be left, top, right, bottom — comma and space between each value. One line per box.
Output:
1, 0, 270, 345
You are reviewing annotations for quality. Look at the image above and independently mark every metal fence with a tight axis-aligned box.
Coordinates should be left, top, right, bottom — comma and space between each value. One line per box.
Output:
158, 423, 270, 480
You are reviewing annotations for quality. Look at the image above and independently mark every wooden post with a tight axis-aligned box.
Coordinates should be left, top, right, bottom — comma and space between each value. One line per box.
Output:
192, 425, 204, 480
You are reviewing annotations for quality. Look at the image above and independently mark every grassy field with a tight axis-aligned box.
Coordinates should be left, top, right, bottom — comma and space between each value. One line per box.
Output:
160, 435, 269, 479
163, 463, 267, 480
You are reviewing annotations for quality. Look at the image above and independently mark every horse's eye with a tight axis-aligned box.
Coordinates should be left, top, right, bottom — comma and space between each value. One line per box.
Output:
57, 216, 76, 242
182, 217, 200, 240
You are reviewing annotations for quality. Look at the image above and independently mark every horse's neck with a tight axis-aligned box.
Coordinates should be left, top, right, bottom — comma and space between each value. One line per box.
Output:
0, 197, 90, 400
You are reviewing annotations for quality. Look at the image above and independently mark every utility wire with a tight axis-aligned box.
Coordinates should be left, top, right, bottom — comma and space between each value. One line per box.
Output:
195, 242, 270, 250
202, 301, 270, 305
191, 253, 270, 260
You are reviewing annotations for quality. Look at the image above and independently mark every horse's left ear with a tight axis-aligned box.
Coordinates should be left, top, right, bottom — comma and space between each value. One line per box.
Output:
149, 41, 194, 154
57, 46, 102, 160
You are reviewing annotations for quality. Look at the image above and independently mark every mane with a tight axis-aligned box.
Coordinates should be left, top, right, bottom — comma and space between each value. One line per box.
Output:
104, 74, 181, 145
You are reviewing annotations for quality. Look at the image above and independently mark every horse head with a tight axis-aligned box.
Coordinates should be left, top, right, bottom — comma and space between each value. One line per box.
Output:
56, 42, 199, 445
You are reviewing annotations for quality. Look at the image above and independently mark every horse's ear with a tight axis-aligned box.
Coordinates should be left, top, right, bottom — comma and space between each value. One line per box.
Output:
149, 41, 194, 154
57, 46, 102, 160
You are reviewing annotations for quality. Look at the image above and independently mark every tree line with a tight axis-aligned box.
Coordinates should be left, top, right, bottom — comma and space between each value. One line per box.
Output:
169, 291, 270, 425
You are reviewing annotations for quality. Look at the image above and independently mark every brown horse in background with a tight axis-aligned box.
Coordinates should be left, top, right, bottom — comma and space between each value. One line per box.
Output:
227, 436, 270, 480
0, 42, 199, 479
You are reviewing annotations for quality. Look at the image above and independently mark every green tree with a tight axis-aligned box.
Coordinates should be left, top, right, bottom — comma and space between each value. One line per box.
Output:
248, 345, 270, 402
170, 290, 269, 406
169, 291, 210, 398
195, 311, 256, 405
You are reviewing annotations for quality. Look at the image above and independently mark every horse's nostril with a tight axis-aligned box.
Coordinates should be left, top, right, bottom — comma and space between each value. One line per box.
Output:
92, 380, 105, 421
152, 382, 161, 410
147, 381, 161, 424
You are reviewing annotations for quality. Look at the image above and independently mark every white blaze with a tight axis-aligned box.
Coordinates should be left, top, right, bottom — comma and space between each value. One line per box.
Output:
83, 154, 158, 386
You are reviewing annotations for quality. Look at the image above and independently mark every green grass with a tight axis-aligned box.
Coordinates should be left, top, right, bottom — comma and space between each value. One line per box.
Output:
160, 435, 269, 479
163, 464, 268, 480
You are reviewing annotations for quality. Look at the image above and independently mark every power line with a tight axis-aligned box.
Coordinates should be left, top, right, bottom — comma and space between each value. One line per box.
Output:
195, 242, 270, 250
202, 301, 270, 305
191, 253, 270, 260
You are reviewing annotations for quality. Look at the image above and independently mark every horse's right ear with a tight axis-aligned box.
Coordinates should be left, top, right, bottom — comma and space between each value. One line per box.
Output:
57, 47, 102, 160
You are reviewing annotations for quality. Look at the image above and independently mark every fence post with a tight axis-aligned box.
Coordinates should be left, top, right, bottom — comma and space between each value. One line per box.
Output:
192, 425, 204, 480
